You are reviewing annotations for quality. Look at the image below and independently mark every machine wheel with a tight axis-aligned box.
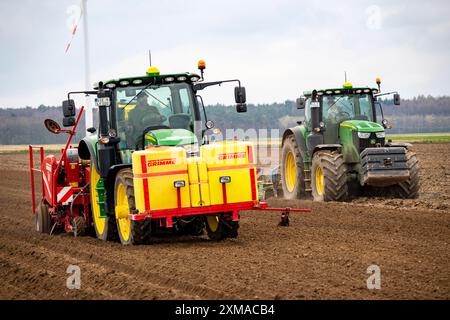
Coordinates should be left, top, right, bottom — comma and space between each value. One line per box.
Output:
223, 220, 239, 239
72, 216, 86, 237
178, 217, 205, 236
36, 200, 51, 234
280, 135, 306, 199
391, 150, 420, 199
311, 150, 349, 202
114, 168, 151, 245
90, 163, 117, 241
205, 214, 239, 240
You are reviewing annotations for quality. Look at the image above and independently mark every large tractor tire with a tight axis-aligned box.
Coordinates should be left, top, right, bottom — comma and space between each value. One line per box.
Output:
90, 163, 117, 241
311, 150, 349, 202
391, 150, 420, 199
114, 168, 151, 245
205, 214, 239, 241
280, 135, 306, 199
36, 200, 51, 234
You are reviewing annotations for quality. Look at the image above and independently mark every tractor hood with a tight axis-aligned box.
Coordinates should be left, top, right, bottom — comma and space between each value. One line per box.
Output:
340, 120, 384, 133
145, 129, 197, 147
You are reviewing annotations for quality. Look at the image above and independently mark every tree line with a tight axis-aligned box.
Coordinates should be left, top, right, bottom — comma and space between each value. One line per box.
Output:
0, 95, 449, 145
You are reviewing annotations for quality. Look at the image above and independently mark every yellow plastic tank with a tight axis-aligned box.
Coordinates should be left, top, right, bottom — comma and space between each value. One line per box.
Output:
187, 157, 211, 207
132, 147, 191, 213
201, 141, 257, 205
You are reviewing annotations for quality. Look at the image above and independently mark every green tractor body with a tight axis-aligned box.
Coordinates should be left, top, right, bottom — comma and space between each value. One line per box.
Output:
281, 82, 420, 201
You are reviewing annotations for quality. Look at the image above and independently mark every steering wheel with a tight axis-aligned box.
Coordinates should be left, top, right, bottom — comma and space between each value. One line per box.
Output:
169, 114, 191, 130
334, 110, 351, 122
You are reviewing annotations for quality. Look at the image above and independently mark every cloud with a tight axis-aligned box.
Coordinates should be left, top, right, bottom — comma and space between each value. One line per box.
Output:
0, 0, 449, 108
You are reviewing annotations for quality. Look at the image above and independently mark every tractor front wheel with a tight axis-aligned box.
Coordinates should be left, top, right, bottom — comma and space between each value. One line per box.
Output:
36, 200, 51, 234
114, 168, 151, 245
281, 134, 306, 199
311, 150, 349, 202
391, 150, 420, 199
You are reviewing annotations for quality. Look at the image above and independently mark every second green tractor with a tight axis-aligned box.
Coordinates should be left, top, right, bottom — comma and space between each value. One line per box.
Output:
281, 79, 420, 202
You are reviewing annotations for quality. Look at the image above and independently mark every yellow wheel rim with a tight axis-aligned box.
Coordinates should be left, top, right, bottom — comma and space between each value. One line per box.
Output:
315, 166, 324, 195
90, 165, 106, 235
115, 183, 131, 242
207, 215, 219, 232
285, 151, 297, 193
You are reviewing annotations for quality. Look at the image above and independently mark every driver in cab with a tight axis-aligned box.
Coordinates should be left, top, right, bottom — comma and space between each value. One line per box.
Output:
326, 96, 351, 123
126, 92, 165, 148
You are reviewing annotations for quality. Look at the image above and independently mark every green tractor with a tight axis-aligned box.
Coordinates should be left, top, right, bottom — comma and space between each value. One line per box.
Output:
69, 60, 250, 244
280, 78, 420, 201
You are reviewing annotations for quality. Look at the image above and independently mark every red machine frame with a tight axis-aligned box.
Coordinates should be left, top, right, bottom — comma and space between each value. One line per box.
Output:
29, 107, 91, 233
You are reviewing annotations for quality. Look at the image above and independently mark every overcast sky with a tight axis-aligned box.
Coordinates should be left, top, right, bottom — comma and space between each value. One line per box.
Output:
0, 0, 449, 108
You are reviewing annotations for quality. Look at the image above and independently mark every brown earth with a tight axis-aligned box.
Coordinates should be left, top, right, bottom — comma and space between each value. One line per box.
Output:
0, 143, 448, 300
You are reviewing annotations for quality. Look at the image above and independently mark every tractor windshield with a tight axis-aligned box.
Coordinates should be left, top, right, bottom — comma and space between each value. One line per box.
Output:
115, 83, 196, 149
322, 94, 374, 123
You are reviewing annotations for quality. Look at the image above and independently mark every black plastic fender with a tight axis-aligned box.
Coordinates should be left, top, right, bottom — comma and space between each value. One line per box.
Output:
312, 144, 342, 155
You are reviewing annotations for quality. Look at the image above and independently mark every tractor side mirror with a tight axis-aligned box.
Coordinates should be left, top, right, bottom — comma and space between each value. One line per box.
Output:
235, 86, 246, 104
62, 99, 76, 117
296, 97, 306, 109
236, 103, 247, 113
63, 117, 75, 127
44, 119, 61, 134
393, 93, 401, 105
62, 99, 76, 127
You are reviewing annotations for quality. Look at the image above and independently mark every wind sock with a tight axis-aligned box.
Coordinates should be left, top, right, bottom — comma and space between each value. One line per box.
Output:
65, 2, 83, 53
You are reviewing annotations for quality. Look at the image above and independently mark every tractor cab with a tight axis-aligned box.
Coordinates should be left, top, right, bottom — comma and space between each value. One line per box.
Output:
86, 63, 248, 166
296, 81, 400, 161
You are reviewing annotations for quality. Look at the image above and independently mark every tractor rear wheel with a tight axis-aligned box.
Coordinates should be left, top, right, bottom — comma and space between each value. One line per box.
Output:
391, 150, 420, 199
311, 150, 349, 202
281, 135, 306, 199
36, 200, 51, 234
90, 163, 117, 241
114, 168, 151, 245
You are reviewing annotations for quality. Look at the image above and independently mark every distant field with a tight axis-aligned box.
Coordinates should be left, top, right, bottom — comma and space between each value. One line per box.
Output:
253, 132, 450, 145
1, 132, 449, 154
0, 144, 65, 154
387, 132, 450, 143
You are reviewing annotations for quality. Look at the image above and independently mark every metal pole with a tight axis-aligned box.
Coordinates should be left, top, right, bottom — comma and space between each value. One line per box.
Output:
82, 0, 93, 134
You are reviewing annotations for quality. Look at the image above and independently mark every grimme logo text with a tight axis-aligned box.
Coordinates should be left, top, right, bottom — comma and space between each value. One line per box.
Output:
218, 152, 246, 160
147, 158, 176, 167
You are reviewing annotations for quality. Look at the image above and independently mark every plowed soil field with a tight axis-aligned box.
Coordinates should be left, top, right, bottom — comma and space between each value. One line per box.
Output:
0, 144, 448, 299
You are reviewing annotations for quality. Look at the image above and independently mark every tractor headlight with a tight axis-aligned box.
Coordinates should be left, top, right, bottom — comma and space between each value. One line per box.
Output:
375, 132, 385, 138
357, 132, 371, 139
